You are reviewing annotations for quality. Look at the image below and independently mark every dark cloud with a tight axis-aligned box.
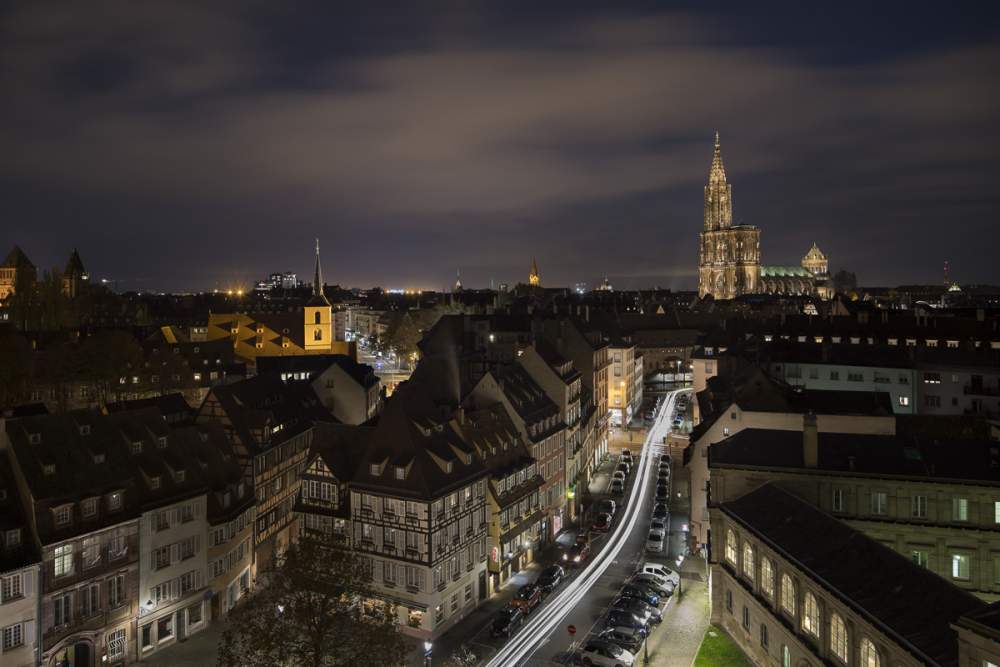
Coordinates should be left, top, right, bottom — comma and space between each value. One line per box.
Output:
1, 2, 998, 291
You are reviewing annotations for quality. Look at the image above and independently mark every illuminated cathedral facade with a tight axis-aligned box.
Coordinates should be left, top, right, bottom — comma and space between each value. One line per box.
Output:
697, 134, 831, 300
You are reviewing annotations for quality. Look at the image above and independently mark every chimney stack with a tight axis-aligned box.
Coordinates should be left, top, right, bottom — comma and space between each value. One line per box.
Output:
803, 411, 818, 468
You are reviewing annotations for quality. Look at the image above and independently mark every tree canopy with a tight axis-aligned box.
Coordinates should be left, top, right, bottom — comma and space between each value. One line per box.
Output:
218, 536, 409, 667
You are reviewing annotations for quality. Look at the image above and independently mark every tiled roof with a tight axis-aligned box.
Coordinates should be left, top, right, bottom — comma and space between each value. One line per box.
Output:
722, 484, 982, 666
257, 354, 378, 389
2, 245, 33, 270
710, 428, 1000, 483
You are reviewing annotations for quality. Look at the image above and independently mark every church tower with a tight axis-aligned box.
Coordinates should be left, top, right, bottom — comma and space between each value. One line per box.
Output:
304, 238, 332, 352
528, 258, 541, 287
697, 133, 760, 299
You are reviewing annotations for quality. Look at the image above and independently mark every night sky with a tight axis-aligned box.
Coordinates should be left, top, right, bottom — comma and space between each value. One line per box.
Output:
2, 1, 998, 293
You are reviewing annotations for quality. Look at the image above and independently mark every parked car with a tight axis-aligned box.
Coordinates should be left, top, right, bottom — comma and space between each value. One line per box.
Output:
645, 531, 665, 554
512, 583, 542, 614
656, 473, 669, 485
649, 518, 667, 534
630, 573, 673, 598
655, 485, 668, 500
651, 503, 668, 519
612, 597, 662, 624
640, 562, 681, 588
598, 499, 617, 517
563, 542, 591, 566
592, 512, 613, 532
537, 564, 565, 592
659, 453, 671, 464
598, 626, 644, 654
616, 462, 630, 477
578, 639, 636, 667
610, 479, 625, 495
612, 471, 626, 484
619, 583, 660, 608
620, 448, 632, 462
605, 610, 649, 637
491, 606, 525, 638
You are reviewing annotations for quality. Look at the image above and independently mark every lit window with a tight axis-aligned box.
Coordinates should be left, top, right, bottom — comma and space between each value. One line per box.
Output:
953, 497, 969, 522
860, 638, 880, 667
912, 495, 927, 518
952, 553, 970, 580
742, 543, 755, 582
54, 544, 74, 577
802, 592, 820, 637
780, 574, 796, 617
898, 395, 909, 407
830, 613, 848, 663
911, 550, 928, 568
54, 505, 72, 527
761, 558, 774, 598
725, 529, 738, 565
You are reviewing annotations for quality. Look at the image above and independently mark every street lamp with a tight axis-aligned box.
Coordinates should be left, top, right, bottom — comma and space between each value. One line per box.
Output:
423, 640, 433, 667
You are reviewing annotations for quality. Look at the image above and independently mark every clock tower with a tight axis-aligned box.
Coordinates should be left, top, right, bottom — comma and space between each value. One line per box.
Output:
304, 238, 332, 351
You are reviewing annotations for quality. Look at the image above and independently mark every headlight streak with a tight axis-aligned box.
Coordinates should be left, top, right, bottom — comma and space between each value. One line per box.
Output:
484, 391, 682, 667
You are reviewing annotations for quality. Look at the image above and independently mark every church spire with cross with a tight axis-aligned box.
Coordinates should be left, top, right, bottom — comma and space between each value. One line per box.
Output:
308, 238, 330, 306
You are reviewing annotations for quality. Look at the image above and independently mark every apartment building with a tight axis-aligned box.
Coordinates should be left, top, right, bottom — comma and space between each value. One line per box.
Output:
519, 343, 583, 519
709, 418, 1000, 601
197, 375, 332, 571
201, 430, 255, 618
257, 354, 382, 425
469, 364, 566, 541
0, 451, 40, 667
5, 410, 142, 667
349, 383, 490, 640
295, 422, 367, 545
607, 341, 639, 427
460, 404, 544, 593
711, 483, 984, 667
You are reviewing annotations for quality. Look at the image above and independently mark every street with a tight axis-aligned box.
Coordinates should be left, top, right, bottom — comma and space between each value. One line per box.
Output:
470, 389, 692, 667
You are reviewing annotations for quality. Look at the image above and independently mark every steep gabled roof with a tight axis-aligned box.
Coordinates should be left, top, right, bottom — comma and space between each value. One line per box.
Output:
2, 245, 33, 270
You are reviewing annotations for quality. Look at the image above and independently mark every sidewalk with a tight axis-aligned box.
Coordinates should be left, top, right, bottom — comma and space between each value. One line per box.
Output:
644, 553, 710, 667
138, 620, 226, 667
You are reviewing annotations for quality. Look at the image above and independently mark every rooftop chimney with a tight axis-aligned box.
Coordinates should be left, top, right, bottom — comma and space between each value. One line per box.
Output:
803, 412, 818, 468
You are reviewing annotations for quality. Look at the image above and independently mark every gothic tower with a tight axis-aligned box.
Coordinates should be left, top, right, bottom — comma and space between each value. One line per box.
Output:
528, 258, 540, 287
697, 133, 760, 299
304, 238, 332, 351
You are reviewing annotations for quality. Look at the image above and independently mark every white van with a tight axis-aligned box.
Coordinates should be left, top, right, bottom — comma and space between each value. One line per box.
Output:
640, 562, 681, 588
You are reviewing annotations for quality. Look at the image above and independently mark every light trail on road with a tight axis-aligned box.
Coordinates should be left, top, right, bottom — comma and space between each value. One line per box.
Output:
483, 389, 684, 667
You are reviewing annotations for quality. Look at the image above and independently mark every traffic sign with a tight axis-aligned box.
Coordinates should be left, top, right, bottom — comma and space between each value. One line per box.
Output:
567, 624, 576, 635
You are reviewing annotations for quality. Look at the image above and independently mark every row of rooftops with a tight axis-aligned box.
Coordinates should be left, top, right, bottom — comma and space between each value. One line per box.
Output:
0, 406, 245, 564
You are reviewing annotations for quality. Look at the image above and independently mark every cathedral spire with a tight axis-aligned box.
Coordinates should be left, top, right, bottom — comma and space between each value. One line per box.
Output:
529, 258, 540, 287
709, 131, 726, 185
313, 238, 323, 297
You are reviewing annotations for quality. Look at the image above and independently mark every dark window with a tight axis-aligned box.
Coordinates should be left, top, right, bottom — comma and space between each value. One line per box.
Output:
726, 590, 733, 613
314, 312, 321, 325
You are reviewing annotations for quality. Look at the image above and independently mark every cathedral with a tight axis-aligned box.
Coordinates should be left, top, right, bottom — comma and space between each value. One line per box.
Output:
697, 134, 831, 300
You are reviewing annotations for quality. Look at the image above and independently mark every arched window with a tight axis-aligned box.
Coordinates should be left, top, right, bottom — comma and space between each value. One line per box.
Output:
742, 543, 755, 582
780, 574, 796, 617
725, 529, 738, 565
314, 329, 322, 341
761, 558, 774, 598
314, 311, 322, 325
802, 592, 820, 637
830, 613, 848, 663
860, 638, 880, 667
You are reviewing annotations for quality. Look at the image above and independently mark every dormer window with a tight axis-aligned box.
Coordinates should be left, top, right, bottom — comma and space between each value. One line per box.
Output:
108, 492, 123, 511
81, 498, 98, 519
131, 441, 143, 454
394, 466, 406, 480
149, 476, 161, 490
43, 464, 56, 476
79, 425, 91, 436
445, 461, 454, 473
175, 470, 186, 483
157, 437, 167, 449
53, 505, 72, 527
5, 529, 20, 547
28, 433, 41, 445
223, 492, 231, 508
92, 453, 105, 464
